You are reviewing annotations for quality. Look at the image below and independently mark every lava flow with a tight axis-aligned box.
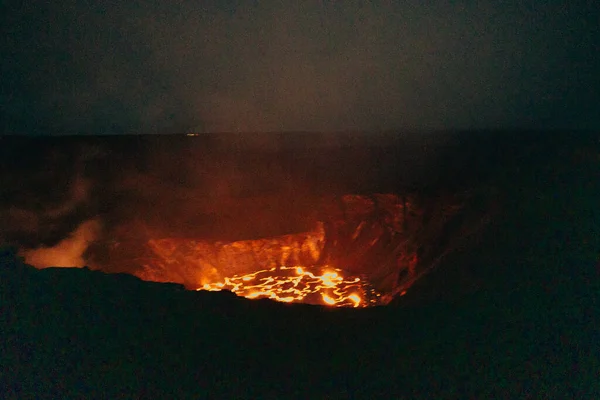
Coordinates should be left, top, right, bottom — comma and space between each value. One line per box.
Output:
197, 265, 381, 307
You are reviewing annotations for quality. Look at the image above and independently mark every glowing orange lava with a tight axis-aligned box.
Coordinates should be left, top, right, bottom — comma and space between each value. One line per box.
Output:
197, 266, 381, 307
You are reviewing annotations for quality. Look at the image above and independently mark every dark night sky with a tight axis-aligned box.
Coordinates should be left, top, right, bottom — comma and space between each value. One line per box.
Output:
1, 0, 598, 134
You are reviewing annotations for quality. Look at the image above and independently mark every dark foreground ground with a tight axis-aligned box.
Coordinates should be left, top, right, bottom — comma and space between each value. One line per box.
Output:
1, 131, 600, 398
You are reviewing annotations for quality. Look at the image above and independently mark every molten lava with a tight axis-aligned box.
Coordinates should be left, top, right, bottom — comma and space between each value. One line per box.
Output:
197, 265, 381, 307
114, 194, 436, 307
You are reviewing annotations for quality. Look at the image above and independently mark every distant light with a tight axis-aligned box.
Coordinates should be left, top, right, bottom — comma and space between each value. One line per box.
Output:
186, 133, 199, 137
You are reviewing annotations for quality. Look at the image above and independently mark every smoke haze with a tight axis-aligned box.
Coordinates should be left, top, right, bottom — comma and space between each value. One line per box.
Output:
0, 132, 453, 271
2, 1, 598, 134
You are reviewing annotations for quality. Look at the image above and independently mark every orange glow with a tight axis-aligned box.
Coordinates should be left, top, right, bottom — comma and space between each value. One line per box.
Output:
131, 194, 421, 307
347, 294, 361, 307
320, 271, 340, 287
322, 294, 335, 305
197, 265, 380, 307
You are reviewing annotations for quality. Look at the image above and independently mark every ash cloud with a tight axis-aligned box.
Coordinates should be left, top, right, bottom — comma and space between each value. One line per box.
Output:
2, 1, 598, 134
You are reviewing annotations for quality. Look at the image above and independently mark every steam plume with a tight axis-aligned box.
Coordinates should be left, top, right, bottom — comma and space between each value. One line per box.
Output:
21, 219, 101, 269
